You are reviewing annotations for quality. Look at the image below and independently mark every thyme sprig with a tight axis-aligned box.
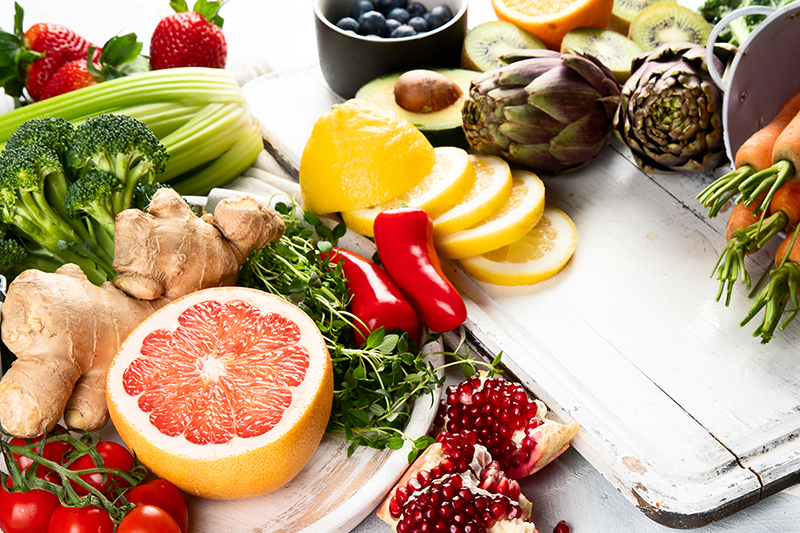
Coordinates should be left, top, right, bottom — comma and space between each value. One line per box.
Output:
238, 198, 498, 461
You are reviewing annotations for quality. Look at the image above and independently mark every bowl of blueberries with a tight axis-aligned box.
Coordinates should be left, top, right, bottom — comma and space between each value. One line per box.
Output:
314, 0, 467, 98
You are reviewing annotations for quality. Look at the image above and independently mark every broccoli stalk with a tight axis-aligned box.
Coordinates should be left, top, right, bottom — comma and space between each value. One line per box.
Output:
0, 232, 62, 279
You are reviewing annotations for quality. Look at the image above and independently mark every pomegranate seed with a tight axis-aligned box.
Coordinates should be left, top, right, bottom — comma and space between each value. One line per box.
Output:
553, 520, 570, 533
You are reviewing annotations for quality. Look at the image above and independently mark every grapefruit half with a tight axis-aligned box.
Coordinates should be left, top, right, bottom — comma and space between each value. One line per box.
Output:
106, 287, 333, 500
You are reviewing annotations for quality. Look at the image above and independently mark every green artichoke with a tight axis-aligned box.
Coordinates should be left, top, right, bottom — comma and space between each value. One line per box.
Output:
461, 49, 621, 173
613, 42, 736, 173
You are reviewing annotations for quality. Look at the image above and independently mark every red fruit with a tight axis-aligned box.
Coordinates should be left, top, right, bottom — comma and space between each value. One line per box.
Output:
150, 11, 227, 70
377, 431, 539, 533
553, 520, 571, 533
434, 375, 580, 478
22, 22, 95, 101
39, 58, 97, 100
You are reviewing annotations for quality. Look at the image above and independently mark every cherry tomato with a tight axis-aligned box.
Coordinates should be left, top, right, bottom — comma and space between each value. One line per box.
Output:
9, 425, 73, 478
124, 480, 189, 533
47, 504, 113, 533
117, 505, 182, 533
0, 479, 60, 533
68, 441, 135, 496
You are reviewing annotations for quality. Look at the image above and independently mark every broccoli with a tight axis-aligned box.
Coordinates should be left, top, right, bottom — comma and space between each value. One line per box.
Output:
64, 169, 124, 246
66, 114, 169, 215
698, 0, 794, 47
0, 230, 62, 279
0, 145, 112, 285
4, 117, 74, 160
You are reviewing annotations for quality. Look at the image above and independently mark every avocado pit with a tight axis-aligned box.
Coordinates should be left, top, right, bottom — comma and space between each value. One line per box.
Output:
393, 69, 463, 113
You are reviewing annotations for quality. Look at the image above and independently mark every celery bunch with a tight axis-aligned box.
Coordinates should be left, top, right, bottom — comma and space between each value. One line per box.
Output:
0, 67, 263, 196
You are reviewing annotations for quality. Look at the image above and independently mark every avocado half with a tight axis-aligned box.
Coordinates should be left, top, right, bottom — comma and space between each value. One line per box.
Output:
355, 68, 479, 150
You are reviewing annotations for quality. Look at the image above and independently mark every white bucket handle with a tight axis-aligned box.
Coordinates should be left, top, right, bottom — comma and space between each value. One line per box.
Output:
706, 5, 778, 90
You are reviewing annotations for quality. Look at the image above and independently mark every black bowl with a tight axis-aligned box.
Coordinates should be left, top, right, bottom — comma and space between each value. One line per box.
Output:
314, 0, 468, 98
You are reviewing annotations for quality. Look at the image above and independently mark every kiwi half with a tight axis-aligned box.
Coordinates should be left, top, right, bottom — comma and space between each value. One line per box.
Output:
561, 28, 643, 84
462, 21, 546, 72
609, 0, 676, 35
628, 3, 713, 52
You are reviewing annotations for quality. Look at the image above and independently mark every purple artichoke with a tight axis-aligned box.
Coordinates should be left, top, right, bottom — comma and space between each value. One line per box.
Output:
613, 42, 736, 173
461, 49, 621, 173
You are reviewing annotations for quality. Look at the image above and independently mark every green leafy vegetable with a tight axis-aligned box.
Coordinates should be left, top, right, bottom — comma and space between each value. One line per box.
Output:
238, 198, 496, 460
698, 0, 793, 47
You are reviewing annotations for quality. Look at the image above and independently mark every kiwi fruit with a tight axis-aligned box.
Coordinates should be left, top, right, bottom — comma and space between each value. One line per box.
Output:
628, 3, 713, 52
608, 0, 676, 35
461, 21, 546, 72
561, 28, 643, 84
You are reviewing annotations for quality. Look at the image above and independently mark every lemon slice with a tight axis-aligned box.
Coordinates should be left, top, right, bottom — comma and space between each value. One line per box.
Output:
435, 169, 545, 259
433, 154, 513, 241
299, 99, 436, 214
457, 206, 577, 286
341, 146, 475, 237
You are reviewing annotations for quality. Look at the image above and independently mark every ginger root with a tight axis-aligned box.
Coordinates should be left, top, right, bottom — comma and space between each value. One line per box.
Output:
0, 189, 284, 438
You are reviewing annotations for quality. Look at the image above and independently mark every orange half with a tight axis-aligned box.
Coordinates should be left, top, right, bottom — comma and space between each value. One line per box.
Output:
491, 0, 614, 50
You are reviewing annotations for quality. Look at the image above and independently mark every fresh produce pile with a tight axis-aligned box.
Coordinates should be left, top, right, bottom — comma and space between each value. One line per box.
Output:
697, 86, 800, 343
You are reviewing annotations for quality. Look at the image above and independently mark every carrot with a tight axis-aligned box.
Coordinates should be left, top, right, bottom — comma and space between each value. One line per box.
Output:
698, 86, 800, 218
738, 105, 800, 216
713, 201, 765, 305
735, 87, 800, 171
741, 224, 800, 343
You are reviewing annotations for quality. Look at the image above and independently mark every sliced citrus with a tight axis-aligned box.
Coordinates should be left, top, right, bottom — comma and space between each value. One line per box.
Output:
341, 146, 476, 237
457, 206, 577, 286
299, 99, 436, 214
435, 169, 546, 260
432, 154, 513, 241
106, 287, 333, 500
491, 0, 614, 50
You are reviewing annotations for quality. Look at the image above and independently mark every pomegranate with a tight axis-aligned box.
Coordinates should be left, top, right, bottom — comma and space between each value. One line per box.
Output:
377, 431, 538, 533
434, 375, 580, 478
553, 520, 571, 533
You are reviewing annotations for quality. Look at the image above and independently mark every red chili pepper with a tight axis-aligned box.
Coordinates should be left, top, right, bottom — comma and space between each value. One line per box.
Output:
327, 247, 419, 346
373, 207, 467, 332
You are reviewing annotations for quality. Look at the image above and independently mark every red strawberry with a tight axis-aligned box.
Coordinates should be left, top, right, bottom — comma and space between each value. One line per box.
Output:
39, 58, 97, 100
39, 33, 147, 100
149, 0, 228, 70
0, 5, 96, 101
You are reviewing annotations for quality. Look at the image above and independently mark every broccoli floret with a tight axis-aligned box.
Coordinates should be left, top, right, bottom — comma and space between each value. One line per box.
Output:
66, 114, 169, 215
5, 117, 75, 159
0, 145, 111, 285
64, 169, 123, 243
698, 0, 793, 46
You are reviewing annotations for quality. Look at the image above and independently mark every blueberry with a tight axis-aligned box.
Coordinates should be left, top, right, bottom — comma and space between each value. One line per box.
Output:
350, 0, 375, 19
389, 24, 417, 38
385, 18, 402, 33
406, 2, 427, 17
387, 7, 410, 23
407, 16, 429, 33
358, 10, 389, 36
376, 0, 407, 15
424, 5, 453, 29
336, 17, 360, 32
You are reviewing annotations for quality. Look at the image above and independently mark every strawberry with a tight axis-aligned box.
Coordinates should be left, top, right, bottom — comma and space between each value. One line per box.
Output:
39, 33, 148, 100
149, 0, 228, 70
0, 3, 95, 101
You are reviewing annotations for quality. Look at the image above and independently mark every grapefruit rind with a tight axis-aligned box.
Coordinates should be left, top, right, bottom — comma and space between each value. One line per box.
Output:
106, 287, 333, 500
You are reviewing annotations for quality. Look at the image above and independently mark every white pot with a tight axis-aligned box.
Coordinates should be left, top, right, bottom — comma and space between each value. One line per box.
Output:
706, 1, 800, 163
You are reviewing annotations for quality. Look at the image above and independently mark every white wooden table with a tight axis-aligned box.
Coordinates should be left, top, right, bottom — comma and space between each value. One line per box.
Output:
5, 1, 800, 531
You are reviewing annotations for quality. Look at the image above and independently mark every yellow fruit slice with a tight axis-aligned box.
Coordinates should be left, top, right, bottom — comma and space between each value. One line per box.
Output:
491, 0, 614, 50
299, 99, 436, 214
457, 206, 577, 286
341, 146, 476, 237
432, 154, 513, 241
436, 170, 546, 259
106, 287, 333, 500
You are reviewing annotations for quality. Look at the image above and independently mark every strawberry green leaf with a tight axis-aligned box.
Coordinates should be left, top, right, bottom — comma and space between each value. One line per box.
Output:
192, 0, 227, 27
170, 0, 190, 13
13, 2, 24, 40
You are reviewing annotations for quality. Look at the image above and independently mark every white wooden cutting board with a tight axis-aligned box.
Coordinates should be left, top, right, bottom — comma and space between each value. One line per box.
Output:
243, 67, 800, 528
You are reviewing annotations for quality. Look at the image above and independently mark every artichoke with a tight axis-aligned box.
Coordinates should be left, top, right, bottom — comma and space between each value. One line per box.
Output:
613, 42, 736, 174
461, 49, 621, 173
